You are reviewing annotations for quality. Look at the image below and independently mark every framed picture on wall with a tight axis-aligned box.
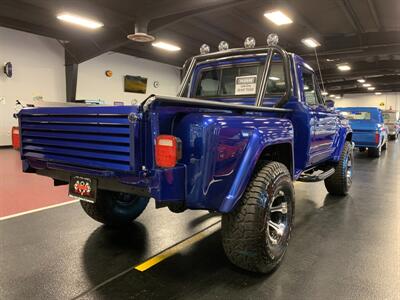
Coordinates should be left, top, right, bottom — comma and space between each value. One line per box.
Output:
124, 75, 147, 93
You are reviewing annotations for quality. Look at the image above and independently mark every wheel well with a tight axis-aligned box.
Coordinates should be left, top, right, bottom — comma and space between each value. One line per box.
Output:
346, 133, 352, 141
258, 143, 293, 177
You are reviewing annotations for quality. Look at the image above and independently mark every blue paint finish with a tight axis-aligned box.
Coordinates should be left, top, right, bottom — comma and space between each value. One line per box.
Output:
19, 105, 136, 173
336, 107, 387, 149
18, 50, 350, 213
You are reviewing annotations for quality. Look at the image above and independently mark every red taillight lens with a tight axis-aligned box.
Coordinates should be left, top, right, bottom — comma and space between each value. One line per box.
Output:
375, 132, 380, 144
155, 135, 182, 168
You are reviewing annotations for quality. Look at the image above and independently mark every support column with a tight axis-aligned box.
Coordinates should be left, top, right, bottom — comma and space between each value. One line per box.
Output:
65, 52, 78, 102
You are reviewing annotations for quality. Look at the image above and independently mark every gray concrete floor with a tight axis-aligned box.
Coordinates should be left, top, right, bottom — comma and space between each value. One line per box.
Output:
1, 141, 399, 300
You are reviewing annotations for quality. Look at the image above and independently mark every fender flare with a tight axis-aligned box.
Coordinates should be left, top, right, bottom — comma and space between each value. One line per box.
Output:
218, 131, 293, 213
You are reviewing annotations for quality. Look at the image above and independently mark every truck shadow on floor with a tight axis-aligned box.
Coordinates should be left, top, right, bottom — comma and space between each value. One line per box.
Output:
79, 193, 353, 299
81, 221, 149, 288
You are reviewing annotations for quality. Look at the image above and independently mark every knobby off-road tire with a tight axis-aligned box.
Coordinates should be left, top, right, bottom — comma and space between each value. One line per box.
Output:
80, 190, 149, 226
221, 161, 294, 273
324, 141, 353, 196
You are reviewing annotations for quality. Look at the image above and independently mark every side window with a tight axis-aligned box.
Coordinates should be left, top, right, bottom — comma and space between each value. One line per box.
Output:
265, 54, 286, 95
302, 70, 318, 106
265, 63, 287, 94
313, 77, 325, 105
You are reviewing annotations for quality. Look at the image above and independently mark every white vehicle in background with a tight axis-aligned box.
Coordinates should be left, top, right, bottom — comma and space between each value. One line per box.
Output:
382, 110, 400, 140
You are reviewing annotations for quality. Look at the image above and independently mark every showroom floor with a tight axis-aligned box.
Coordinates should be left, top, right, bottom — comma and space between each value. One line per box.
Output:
1, 141, 399, 300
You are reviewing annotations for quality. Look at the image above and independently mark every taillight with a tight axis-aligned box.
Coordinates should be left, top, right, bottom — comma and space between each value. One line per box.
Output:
375, 131, 380, 144
155, 135, 182, 168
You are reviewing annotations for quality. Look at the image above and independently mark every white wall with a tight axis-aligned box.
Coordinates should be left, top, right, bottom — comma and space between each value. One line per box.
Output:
335, 92, 400, 111
76, 52, 181, 105
0, 26, 66, 146
0, 27, 182, 146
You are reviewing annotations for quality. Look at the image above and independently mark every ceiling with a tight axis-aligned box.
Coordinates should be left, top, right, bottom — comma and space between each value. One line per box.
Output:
1, 0, 399, 95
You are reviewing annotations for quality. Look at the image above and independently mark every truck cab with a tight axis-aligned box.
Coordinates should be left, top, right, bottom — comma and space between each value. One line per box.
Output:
17, 35, 353, 273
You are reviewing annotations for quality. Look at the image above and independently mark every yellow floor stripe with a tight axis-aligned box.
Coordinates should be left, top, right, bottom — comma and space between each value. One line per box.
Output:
134, 221, 221, 272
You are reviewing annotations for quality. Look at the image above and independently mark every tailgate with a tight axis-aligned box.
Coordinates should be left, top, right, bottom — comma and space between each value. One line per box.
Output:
352, 130, 376, 146
19, 105, 141, 172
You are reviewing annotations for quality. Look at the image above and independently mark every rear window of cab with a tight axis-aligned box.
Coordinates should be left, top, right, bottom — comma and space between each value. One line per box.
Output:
340, 111, 372, 120
193, 53, 287, 99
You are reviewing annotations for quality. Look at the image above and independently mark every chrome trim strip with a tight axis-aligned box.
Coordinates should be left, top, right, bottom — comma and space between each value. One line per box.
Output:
144, 95, 292, 113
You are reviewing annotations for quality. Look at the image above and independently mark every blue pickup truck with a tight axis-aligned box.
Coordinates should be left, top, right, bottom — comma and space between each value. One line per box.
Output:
17, 35, 353, 273
336, 107, 388, 157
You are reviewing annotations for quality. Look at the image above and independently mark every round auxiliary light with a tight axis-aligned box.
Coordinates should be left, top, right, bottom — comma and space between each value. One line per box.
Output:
218, 41, 229, 51
200, 44, 210, 55
267, 33, 279, 46
244, 36, 256, 48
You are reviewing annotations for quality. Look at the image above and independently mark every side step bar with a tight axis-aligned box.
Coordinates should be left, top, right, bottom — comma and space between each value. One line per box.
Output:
298, 168, 335, 183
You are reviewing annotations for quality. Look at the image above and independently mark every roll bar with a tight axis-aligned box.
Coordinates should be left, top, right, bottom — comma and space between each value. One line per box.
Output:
177, 45, 293, 109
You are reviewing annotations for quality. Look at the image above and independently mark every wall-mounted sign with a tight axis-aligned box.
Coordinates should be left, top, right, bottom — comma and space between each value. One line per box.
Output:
124, 75, 147, 93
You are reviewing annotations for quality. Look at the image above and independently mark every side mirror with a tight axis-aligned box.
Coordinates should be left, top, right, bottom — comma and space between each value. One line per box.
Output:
325, 99, 335, 108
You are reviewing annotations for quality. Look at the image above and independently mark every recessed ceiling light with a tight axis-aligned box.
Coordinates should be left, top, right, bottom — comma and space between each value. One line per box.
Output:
335, 96, 341, 99
337, 64, 351, 71
375, 92, 382, 95
57, 13, 103, 29
264, 10, 293, 26
357, 79, 366, 83
152, 41, 181, 52
363, 83, 371, 87
321, 91, 328, 95
330, 94, 335, 97
301, 38, 321, 48
367, 87, 375, 91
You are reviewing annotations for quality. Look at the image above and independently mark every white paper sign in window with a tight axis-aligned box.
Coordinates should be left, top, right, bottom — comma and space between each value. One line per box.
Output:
235, 75, 257, 95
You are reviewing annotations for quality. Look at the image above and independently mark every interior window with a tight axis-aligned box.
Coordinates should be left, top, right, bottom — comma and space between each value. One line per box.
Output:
302, 70, 318, 106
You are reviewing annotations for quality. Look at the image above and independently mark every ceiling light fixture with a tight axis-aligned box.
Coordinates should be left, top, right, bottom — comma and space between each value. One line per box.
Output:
269, 76, 280, 81
321, 91, 328, 96
335, 96, 341, 99
337, 64, 351, 71
152, 41, 181, 52
367, 87, 375, 91
264, 10, 293, 26
301, 37, 321, 48
57, 13, 103, 29
357, 79, 366, 83
330, 94, 335, 97
375, 92, 382, 95
363, 83, 371, 87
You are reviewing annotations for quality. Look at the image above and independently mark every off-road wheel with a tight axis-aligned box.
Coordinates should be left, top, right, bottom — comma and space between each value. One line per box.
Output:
325, 141, 353, 196
80, 190, 149, 226
221, 161, 294, 273
368, 146, 381, 158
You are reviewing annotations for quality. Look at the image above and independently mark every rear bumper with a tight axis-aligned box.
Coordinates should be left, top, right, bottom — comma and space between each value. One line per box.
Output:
23, 159, 186, 204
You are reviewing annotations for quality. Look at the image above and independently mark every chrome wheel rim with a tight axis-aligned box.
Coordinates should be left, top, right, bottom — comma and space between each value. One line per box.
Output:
346, 156, 353, 186
267, 190, 289, 246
